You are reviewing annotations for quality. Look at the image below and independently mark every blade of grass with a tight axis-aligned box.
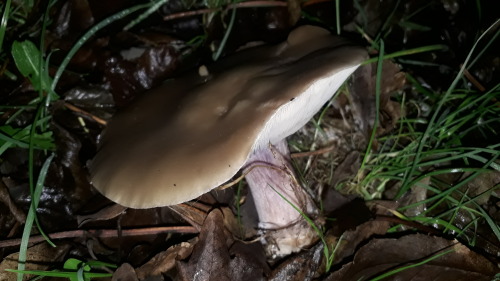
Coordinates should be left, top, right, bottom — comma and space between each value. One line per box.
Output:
17, 153, 55, 281
6, 269, 112, 279
40, 0, 58, 107
335, 0, 340, 35
0, 0, 12, 52
51, 2, 152, 91
123, 0, 170, 31
468, 21, 500, 68
212, 3, 237, 61
368, 248, 455, 281
25, 0, 59, 249
267, 184, 337, 272
370, 0, 400, 49
362, 44, 447, 65
359, 40, 384, 173
27, 102, 55, 247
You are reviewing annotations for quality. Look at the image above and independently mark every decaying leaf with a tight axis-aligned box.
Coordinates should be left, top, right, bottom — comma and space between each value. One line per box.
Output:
176, 209, 266, 281
77, 204, 128, 227
0, 243, 70, 281
268, 242, 323, 281
112, 263, 139, 281
135, 240, 196, 280
325, 234, 498, 281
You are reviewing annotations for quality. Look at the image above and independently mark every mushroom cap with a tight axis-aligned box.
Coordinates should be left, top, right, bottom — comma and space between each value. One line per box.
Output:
89, 25, 367, 208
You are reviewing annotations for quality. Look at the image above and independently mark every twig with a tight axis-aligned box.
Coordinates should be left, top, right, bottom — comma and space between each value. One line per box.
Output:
290, 145, 335, 158
0, 226, 198, 248
64, 102, 107, 125
461, 64, 486, 92
163, 1, 288, 21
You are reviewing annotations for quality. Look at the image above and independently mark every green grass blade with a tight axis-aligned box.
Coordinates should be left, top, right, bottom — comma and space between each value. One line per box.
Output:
6, 269, 112, 279
335, 0, 340, 35
27, 102, 55, 248
17, 153, 55, 281
369, 249, 454, 281
362, 44, 447, 65
360, 40, 384, 173
212, 4, 237, 61
124, 0, 169, 31
267, 184, 335, 271
0, 0, 12, 52
51, 3, 151, 91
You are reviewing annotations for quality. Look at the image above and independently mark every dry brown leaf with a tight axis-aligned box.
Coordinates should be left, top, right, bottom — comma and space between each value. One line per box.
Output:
268, 242, 323, 281
77, 204, 128, 227
325, 234, 498, 281
177, 209, 266, 281
0, 243, 70, 281
112, 263, 138, 281
135, 240, 195, 280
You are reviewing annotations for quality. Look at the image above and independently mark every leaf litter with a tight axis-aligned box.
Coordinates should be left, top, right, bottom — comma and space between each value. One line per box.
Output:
0, 0, 498, 280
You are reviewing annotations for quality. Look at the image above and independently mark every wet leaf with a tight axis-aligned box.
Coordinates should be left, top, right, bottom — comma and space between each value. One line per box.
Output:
135, 240, 195, 280
112, 263, 138, 281
0, 179, 26, 223
177, 209, 232, 281
268, 242, 323, 281
325, 234, 498, 281
77, 204, 127, 227
0, 243, 70, 281
177, 209, 265, 281
328, 219, 391, 267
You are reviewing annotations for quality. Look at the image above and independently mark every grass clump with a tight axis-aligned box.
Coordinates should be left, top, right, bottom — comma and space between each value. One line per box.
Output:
351, 20, 500, 244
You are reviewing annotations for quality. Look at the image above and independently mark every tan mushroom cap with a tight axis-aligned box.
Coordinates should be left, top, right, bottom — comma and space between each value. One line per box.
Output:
89, 25, 368, 208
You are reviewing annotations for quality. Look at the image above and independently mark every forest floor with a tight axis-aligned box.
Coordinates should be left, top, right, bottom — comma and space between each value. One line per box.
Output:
0, 0, 499, 280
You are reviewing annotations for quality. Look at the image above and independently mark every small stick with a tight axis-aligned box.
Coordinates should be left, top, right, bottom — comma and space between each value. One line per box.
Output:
461, 64, 486, 92
0, 226, 197, 248
290, 145, 335, 158
64, 102, 108, 125
163, 1, 288, 21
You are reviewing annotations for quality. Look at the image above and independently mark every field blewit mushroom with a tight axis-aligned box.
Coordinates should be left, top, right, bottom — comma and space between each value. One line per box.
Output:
89, 25, 367, 257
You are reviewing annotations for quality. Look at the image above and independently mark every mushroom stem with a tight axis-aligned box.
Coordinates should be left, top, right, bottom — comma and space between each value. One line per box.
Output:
244, 140, 319, 258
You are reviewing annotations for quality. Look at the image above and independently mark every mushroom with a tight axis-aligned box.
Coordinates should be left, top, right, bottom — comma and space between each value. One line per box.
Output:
89, 25, 367, 257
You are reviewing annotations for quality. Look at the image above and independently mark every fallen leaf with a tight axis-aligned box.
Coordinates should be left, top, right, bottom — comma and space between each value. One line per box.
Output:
135, 240, 196, 280
177, 209, 266, 281
77, 204, 128, 227
325, 234, 498, 281
268, 242, 323, 281
0, 243, 70, 281
112, 263, 138, 281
